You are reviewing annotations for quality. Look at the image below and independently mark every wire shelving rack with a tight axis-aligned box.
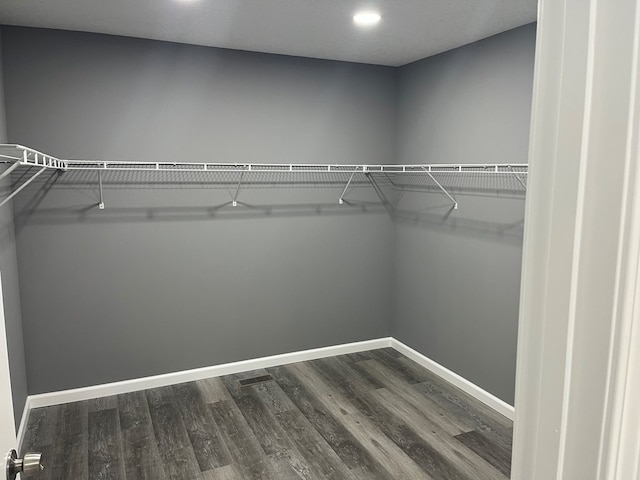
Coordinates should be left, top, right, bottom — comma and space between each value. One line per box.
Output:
0, 144, 528, 210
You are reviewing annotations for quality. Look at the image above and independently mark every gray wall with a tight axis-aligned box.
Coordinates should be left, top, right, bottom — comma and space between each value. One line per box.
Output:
1, 27, 396, 394
0, 27, 28, 428
393, 24, 536, 404
0, 24, 536, 404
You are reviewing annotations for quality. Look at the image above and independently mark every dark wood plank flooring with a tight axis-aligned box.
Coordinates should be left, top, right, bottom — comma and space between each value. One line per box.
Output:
21, 348, 513, 479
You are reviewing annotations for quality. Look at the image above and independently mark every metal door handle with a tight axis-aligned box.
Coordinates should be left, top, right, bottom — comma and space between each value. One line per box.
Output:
5, 450, 44, 479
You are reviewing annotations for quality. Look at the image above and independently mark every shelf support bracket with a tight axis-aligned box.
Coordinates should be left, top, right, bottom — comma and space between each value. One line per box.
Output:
424, 168, 458, 209
0, 162, 21, 184
508, 166, 527, 190
233, 171, 244, 207
513, 173, 527, 190
339, 168, 360, 205
98, 170, 105, 209
0, 166, 47, 209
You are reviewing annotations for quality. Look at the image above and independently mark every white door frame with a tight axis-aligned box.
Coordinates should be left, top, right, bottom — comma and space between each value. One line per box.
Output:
0, 271, 17, 452
512, 0, 640, 478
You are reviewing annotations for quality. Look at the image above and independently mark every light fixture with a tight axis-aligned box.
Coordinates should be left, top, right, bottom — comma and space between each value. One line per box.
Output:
353, 11, 381, 27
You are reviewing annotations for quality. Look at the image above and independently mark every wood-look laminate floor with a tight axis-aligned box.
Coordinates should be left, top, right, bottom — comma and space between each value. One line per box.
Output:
21, 348, 513, 480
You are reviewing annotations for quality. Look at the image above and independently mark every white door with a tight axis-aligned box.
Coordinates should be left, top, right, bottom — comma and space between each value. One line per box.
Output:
0, 270, 17, 452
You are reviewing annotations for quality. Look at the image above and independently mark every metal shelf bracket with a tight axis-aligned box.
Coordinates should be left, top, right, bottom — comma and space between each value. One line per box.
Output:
0, 166, 47, 209
424, 168, 458, 210
232, 171, 245, 207
98, 170, 105, 209
339, 167, 360, 205
0, 162, 21, 184
508, 166, 527, 190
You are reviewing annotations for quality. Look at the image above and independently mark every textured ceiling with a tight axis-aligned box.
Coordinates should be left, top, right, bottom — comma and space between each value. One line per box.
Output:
0, 0, 537, 66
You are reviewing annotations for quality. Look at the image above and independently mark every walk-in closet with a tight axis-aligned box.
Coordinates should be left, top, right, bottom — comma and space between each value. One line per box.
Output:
7, 0, 630, 478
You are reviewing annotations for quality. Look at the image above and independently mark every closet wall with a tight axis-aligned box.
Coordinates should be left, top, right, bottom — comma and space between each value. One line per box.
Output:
0, 24, 536, 405
1, 27, 397, 394
0, 27, 28, 428
393, 24, 536, 404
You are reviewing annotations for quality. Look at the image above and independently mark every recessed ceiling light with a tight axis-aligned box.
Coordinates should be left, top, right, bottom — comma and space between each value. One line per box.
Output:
353, 11, 382, 27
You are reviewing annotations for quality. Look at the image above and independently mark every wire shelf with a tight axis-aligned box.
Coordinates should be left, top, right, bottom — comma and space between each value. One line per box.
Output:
0, 144, 528, 210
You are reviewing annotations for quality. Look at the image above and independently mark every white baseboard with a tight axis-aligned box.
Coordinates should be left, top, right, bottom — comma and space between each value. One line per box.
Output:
16, 396, 31, 451
389, 338, 515, 420
27, 338, 393, 409
22, 336, 514, 434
